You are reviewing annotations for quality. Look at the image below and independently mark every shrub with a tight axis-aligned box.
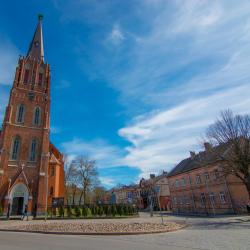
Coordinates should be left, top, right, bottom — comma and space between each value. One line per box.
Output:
91, 206, 97, 216
87, 207, 92, 217
98, 206, 104, 216
123, 205, 128, 216
106, 206, 112, 217
111, 205, 117, 217
82, 206, 88, 217
128, 205, 133, 215
74, 206, 81, 217
117, 205, 124, 216
59, 206, 64, 217
47, 207, 52, 217
0, 206, 3, 216
66, 206, 72, 217
103, 205, 108, 215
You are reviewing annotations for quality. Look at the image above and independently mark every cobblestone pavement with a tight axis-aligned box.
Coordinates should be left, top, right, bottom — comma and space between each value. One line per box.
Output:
0, 214, 249, 250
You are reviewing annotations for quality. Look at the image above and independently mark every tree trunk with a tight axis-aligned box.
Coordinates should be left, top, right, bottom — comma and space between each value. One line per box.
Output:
79, 191, 84, 205
83, 187, 87, 205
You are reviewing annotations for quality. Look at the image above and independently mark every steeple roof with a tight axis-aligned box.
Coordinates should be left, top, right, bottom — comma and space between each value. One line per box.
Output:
27, 14, 44, 61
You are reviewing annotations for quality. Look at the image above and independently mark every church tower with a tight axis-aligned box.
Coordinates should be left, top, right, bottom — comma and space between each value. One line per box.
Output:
0, 15, 64, 216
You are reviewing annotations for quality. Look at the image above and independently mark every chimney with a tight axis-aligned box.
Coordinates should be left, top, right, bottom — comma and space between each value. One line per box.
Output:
150, 174, 155, 179
204, 142, 212, 152
190, 151, 196, 159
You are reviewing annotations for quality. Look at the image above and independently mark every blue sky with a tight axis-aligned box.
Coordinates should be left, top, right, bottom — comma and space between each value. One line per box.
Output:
1, 1, 250, 188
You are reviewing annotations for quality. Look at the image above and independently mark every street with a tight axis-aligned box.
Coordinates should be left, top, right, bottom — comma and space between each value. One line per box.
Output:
0, 215, 249, 250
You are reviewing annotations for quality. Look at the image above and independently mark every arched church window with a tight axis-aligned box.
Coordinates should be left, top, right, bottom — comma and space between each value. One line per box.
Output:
33, 107, 41, 125
50, 186, 54, 196
11, 136, 21, 160
38, 67, 44, 86
29, 138, 37, 162
16, 104, 25, 123
23, 64, 30, 84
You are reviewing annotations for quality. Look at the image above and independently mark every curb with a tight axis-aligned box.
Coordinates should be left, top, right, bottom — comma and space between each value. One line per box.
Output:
0, 224, 187, 236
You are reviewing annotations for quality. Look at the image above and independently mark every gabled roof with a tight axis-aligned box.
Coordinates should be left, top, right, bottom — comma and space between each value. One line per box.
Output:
168, 143, 229, 177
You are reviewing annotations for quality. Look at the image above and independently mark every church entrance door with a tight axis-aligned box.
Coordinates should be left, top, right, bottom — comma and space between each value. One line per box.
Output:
11, 197, 24, 215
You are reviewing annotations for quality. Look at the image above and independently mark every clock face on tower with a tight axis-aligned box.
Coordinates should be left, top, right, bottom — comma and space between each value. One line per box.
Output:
34, 41, 39, 47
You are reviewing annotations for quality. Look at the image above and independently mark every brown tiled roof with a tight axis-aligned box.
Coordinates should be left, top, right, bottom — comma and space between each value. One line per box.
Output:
167, 143, 229, 177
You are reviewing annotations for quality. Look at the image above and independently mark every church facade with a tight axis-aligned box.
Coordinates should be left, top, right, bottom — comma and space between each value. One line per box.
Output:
0, 15, 65, 216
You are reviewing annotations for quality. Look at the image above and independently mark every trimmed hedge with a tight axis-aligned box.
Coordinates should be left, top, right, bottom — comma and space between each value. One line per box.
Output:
46, 204, 138, 218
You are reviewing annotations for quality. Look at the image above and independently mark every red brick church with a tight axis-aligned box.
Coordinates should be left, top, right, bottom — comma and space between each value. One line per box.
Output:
0, 15, 65, 216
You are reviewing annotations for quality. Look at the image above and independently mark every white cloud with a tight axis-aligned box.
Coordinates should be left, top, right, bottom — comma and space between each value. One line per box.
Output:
61, 138, 125, 168
0, 36, 19, 85
108, 24, 124, 44
54, 0, 250, 180
119, 84, 250, 178
99, 177, 115, 187
50, 126, 62, 134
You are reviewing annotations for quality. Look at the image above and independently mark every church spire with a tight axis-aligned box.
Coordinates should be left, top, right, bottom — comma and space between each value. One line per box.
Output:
27, 14, 44, 61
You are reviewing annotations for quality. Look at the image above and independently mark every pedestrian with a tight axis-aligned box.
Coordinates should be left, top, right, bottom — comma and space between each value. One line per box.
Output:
247, 201, 250, 214
7, 203, 10, 219
22, 204, 28, 221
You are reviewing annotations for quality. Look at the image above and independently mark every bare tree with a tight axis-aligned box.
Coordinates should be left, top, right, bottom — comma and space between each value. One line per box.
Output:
93, 186, 106, 204
64, 156, 79, 205
206, 110, 250, 199
72, 156, 99, 205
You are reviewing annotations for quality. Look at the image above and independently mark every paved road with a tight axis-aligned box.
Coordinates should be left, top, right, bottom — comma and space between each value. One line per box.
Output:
0, 216, 249, 250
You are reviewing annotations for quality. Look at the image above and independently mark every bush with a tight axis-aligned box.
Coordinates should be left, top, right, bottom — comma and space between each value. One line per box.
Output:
123, 205, 129, 216
87, 207, 92, 217
98, 206, 104, 216
0, 206, 3, 216
128, 205, 133, 215
59, 206, 64, 217
103, 205, 108, 215
47, 207, 52, 217
91, 206, 97, 216
117, 205, 124, 216
66, 206, 72, 217
105, 206, 112, 217
82, 206, 88, 217
111, 205, 117, 217
74, 206, 81, 217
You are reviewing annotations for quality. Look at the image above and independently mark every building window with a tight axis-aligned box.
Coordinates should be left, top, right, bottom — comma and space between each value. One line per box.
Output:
23, 69, 29, 84
196, 175, 201, 184
11, 136, 21, 160
29, 139, 37, 162
175, 180, 179, 188
220, 192, 226, 204
38, 73, 43, 86
16, 104, 25, 123
204, 172, 210, 181
185, 196, 190, 205
209, 192, 215, 205
214, 170, 220, 179
33, 107, 41, 125
51, 166, 55, 176
181, 178, 186, 186
189, 176, 192, 185
50, 186, 54, 196
200, 193, 206, 206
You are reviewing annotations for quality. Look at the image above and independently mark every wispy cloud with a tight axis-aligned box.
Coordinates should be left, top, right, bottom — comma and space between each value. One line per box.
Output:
61, 138, 125, 168
47, 0, 250, 181
99, 176, 115, 188
107, 24, 125, 45
0, 35, 19, 86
